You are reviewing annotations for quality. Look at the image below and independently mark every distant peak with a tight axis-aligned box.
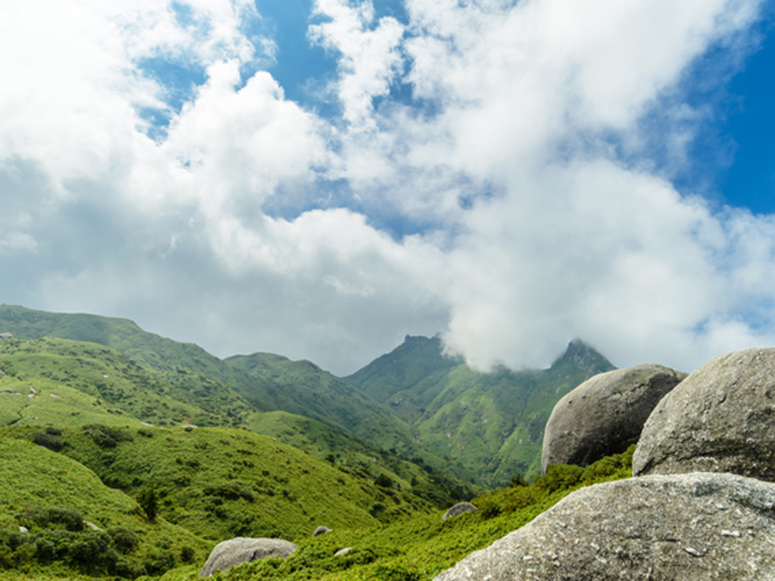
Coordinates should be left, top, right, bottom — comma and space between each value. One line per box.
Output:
554, 339, 616, 375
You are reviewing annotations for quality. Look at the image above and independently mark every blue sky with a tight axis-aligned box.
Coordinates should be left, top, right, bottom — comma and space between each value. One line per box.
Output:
1, 0, 775, 375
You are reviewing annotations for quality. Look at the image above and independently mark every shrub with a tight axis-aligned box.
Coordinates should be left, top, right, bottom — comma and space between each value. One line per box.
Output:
33, 431, 65, 452
137, 487, 158, 522
373, 564, 422, 581
180, 546, 195, 563
82, 425, 134, 448
534, 464, 584, 494
509, 473, 528, 487
22, 507, 84, 532
107, 527, 139, 554
375, 474, 395, 489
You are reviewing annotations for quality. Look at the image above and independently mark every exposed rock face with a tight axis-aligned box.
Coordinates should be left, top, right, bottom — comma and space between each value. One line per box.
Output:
0, 333, 12, 340
542, 364, 686, 474
199, 537, 297, 578
442, 502, 477, 521
434, 473, 775, 581
634, 348, 775, 481
312, 526, 330, 537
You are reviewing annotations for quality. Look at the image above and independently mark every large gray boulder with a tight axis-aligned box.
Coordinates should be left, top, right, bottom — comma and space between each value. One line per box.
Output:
542, 364, 686, 473
434, 473, 775, 581
633, 348, 775, 481
199, 537, 297, 577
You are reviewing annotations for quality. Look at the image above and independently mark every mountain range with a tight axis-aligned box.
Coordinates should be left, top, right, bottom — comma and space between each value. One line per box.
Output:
0, 304, 614, 486
0, 303, 625, 580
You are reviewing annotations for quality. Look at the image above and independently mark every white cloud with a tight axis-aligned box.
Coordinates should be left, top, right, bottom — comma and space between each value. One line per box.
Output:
309, 0, 405, 129
1, 0, 774, 377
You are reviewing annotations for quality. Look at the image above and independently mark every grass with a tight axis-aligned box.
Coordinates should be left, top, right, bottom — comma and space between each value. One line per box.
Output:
157, 447, 635, 581
0, 437, 211, 579
1, 424, 434, 543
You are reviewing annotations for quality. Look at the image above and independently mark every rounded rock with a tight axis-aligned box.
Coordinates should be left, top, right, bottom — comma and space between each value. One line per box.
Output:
542, 364, 686, 474
434, 473, 775, 581
198, 537, 297, 578
633, 348, 775, 481
442, 502, 477, 521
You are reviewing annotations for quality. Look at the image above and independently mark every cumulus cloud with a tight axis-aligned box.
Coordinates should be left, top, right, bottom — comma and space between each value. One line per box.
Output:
0, 0, 773, 375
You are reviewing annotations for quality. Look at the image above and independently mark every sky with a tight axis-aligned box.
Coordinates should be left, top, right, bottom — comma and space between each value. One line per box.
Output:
2, 0, 775, 376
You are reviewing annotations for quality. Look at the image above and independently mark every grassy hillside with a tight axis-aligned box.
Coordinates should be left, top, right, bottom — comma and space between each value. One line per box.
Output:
0, 307, 467, 485
225, 353, 465, 478
345, 337, 616, 485
0, 337, 250, 429
245, 411, 480, 506
1, 424, 424, 543
0, 437, 211, 579
159, 447, 635, 581
0, 316, 473, 504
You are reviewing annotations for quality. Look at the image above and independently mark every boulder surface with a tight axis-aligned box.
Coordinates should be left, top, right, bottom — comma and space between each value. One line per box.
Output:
199, 537, 297, 577
434, 473, 775, 581
633, 348, 775, 481
542, 364, 686, 473
312, 526, 330, 537
442, 502, 477, 521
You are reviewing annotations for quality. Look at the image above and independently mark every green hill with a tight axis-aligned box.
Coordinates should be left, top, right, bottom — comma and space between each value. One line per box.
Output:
0, 306, 474, 501
1, 424, 420, 541
224, 353, 465, 477
0, 436, 211, 579
345, 336, 616, 485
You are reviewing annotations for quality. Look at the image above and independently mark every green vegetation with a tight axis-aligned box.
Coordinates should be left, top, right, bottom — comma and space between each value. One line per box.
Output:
0, 437, 209, 579
0, 334, 474, 507
0, 305, 629, 581
2, 424, 427, 542
345, 336, 615, 485
158, 447, 635, 581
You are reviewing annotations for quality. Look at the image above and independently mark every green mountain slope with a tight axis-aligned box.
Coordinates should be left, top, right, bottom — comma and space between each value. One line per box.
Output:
345, 337, 616, 485
1, 424, 418, 541
224, 353, 461, 475
0, 337, 251, 429
0, 306, 474, 499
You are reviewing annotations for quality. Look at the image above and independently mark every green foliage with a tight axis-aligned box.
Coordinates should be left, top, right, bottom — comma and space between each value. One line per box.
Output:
21, 507, 84, 532
0, 309, 472, 507
137, 487, 158, 522
344, 335, 616, 487
0, 436, 210, 580
508, 473, 528, 487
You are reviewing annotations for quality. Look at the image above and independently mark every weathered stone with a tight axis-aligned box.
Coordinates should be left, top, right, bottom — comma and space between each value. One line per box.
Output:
0, 333, 12, 340
542, 364, 686, 474
434, 473, 775, 581
442, 502, 477, 521
633, 348, 775, 481
334, 547, 352, 557
199, 537, 297, 578
312, 526, 330, 537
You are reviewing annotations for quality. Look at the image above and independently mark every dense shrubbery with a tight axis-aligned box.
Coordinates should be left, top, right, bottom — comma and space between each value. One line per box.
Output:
475, 445, 635, 519
32, 427, 66, 452
82, 424, 134, 448
0, 505, 191, 579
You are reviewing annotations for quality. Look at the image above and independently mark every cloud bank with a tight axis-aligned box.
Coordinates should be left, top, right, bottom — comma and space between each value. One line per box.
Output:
0, 0, 772, 374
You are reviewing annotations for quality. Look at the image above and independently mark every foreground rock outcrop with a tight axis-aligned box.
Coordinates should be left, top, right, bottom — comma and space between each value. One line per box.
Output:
199, 537, 297, 577
542, 364, 686, 474
634, 348, 775, 481
434, 473, 775, 580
